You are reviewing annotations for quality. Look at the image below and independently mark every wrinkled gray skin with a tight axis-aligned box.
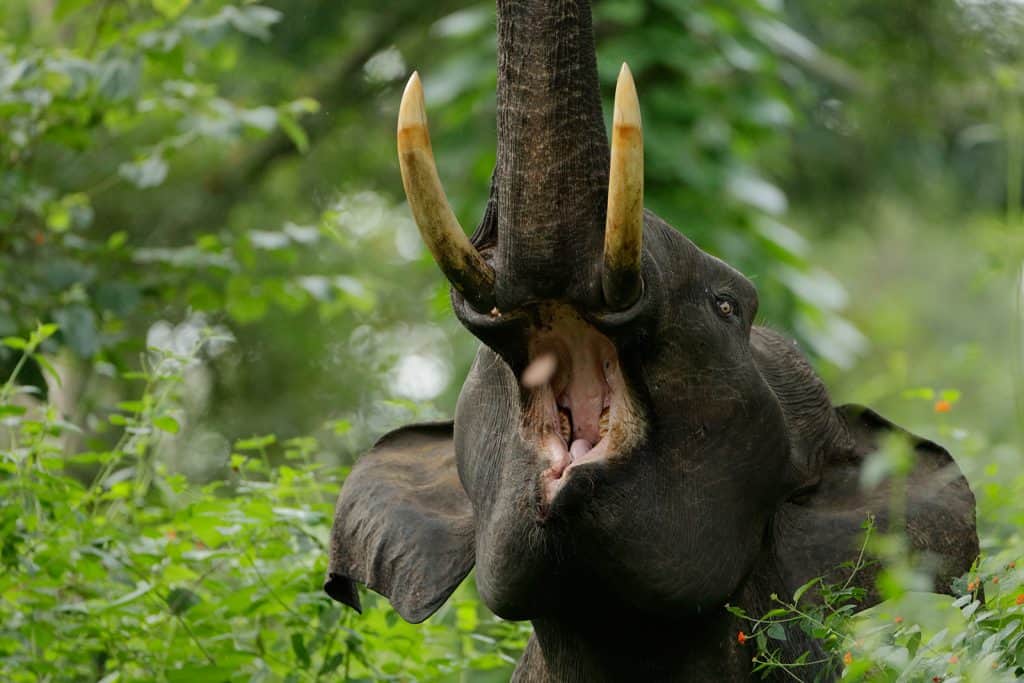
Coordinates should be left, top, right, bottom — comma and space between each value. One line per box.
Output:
325, 2, 979, 681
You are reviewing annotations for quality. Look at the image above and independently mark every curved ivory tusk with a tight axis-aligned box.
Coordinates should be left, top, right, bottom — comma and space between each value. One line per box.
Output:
398, 72, 495, 311
602, 63, 644, 310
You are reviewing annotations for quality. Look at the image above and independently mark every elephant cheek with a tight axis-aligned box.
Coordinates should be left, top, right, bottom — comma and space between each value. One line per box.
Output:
473, 490, 561, 620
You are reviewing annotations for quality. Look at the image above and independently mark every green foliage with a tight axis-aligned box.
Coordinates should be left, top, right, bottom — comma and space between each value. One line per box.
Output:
0, 0, 316, 368
0, 332, 528, 681
2, 0, 1024, 680
732, 558, 1024, 682
728, 523, 875, 680
595, 0, 864, 364
730, 522, 1024, 681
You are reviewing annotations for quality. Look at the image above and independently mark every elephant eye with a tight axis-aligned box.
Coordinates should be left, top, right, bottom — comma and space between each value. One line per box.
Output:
714, 296, 737, 319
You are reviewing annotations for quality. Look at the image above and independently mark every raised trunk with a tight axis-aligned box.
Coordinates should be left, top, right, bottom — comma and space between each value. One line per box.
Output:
490, 0, 610, 309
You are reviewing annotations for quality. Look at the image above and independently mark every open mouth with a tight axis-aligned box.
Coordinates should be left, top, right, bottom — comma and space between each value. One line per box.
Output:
521, 306, 639, 503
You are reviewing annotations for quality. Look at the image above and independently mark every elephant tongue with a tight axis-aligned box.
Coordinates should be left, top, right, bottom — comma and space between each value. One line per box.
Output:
570, 439, 593, 461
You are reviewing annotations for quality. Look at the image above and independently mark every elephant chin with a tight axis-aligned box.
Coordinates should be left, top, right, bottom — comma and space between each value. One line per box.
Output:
516, 304, 646, 513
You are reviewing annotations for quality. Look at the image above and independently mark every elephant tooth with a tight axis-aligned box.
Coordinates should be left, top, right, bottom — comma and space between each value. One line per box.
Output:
599, 407, 610, 439
558, 408, 572, 444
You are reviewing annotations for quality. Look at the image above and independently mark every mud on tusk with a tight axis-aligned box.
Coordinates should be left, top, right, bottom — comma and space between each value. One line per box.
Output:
602, 63, 644, 311
398, 72, 496, 311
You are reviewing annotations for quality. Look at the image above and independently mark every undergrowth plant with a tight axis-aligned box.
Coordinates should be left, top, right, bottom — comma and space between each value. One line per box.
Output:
729, 521, 1024, 682
0, 326, 527, 682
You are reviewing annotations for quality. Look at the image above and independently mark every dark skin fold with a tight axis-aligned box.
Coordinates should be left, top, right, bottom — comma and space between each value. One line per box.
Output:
325, 1, 979, 680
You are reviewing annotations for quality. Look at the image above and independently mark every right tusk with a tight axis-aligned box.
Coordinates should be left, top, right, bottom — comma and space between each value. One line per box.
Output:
602, 63, 644, 311
398, 72, 496, 311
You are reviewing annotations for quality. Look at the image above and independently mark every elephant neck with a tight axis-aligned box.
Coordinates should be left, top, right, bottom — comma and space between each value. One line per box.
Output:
515, 608, 751, 682
510, 545, 840, 682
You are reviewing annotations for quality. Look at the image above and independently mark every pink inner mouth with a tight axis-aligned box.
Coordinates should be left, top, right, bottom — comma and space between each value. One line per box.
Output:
522, 307, 629, 502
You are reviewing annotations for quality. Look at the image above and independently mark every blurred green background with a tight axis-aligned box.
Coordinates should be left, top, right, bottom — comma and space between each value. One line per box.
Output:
2, 0, 1024, 680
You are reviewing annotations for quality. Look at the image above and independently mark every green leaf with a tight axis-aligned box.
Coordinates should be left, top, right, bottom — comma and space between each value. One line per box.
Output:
107, 231, 128, 249
278, 112, 309, 153
456, 602, 479, 632
33, 354, 63, 388
119, 154, 169, 189
793, 577, 820, 604
97, 58, 140, 102
760, 608, 790, 619
225, 6, 282, 40
166, 586, 201, 615
45, 203, 71, 232
240, 106, 278, 133
291, 632, 311, 668
152, 0, 191, 19
54, 0, 94, 21
2, 337, 27, 351
32, 323, 59, 345
225, 275, 268, 323
166, 666, 237, 683
95, 281, 141, 316
153, 416, 180, 434
104, 581, 153, 610
234, 434, 276, 451
286, 97, 320, 115
319, 653, 345, 675
901, 387, 935, 401
53, 305, 99, 358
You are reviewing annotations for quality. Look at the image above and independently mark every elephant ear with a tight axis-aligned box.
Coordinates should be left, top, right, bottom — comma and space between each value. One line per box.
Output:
324, 421, 475, 623
772, 404, 978, 606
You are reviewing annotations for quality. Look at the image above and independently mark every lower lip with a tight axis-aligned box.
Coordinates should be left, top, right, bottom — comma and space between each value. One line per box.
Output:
541, 433, 611, 501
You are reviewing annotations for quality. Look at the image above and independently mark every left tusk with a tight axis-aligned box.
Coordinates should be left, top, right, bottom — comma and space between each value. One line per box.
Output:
602, 63, 644, 311
398, 72, 496, 312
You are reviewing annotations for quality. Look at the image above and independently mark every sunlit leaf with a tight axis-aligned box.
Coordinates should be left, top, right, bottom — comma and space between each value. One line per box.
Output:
153, 416, 180, 434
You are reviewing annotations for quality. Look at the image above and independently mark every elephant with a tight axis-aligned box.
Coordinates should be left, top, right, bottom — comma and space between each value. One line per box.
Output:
324, 1, 979, 680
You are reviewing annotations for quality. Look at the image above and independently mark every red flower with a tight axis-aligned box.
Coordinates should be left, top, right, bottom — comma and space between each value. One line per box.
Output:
967, 580, 978, 592
737, 631, 747, 645
893, 616, 903, 624
933, 677, 942, 683
949, 654, 959, 664
1015, 593, 1024, 605
843, 652, 853, 666
934, 400, 952, 413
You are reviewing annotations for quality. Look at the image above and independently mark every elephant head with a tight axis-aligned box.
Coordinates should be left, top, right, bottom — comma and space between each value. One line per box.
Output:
325, 2, 979, 679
